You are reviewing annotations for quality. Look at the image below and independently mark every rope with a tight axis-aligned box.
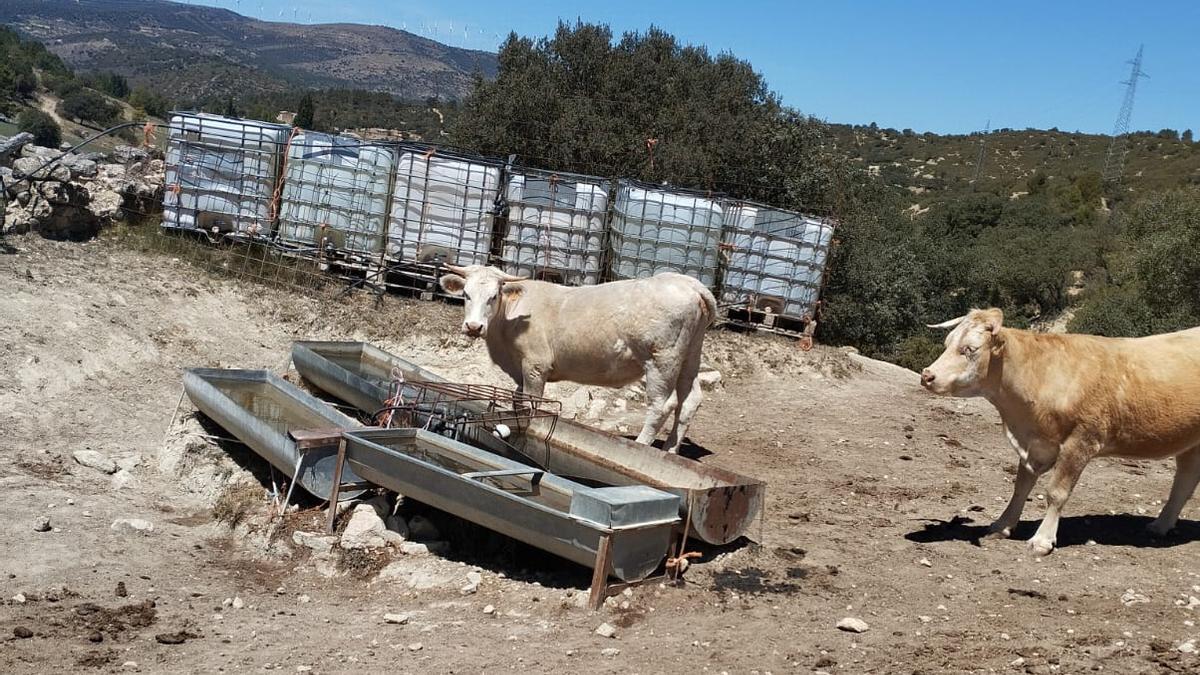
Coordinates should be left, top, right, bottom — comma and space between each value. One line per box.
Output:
666, 493, 700, 580
265, 125, 301, 236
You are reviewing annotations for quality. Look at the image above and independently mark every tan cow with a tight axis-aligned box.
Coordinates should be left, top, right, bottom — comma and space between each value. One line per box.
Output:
921, 308, 1200, 556
438, 264, 717, 454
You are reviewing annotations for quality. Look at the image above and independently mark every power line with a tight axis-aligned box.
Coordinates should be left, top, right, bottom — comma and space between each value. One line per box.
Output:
1102, 45, 1148, 185
971, 119, 990, 186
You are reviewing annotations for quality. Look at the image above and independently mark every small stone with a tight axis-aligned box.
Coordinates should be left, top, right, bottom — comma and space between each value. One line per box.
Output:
601, 648, 621, 657
14, 626, 33, 639
276, 587, 286, 595
384, 613, 410, 625
298, 595, 311, 604
231, 597, 245, 610
400, 541, 449, 556
296, 668, 312, 673
698, 369, 723, 390
73, 450, 119, 475
483, 605, 496, 615
595, 622, 617, 638
34, 516, 51, 533
88, 630, 103, 643
1179, 640, 1198, 655
292, 531, 337, 555
110, 518, 154, 534
1000, 632, 1011, 640
110, 469, 137, 491
1120, 589, 1149, 607
836, 617, 869, 633
1010, 657, 1025, 667
13, 593, 27, 604
408, 643, 423, 652
918, 558, 932, 567
67, 499, 75, 506
340, 504, 390, 550
122, 662, 138, 670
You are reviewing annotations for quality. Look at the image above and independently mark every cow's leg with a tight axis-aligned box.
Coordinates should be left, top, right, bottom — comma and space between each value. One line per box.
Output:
635, 364, 675, 446
985, 459, 1042, 539
1147, 445, 1200, 536
662, 339, 705, 455
1027, 443, 1092, 556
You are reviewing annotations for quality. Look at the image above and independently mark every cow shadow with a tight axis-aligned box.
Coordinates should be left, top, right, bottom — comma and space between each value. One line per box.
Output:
905, 513, 1200, 550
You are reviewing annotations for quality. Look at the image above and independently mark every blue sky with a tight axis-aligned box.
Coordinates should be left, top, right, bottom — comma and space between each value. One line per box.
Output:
186, 0, 1197, 135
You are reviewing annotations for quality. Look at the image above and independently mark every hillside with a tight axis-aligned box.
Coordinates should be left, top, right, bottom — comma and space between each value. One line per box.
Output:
0, 0, 498, 102
829, 123, 1200, 210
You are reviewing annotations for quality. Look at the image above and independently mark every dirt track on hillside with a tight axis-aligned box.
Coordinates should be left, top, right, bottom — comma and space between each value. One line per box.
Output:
2, 233, 1199, 674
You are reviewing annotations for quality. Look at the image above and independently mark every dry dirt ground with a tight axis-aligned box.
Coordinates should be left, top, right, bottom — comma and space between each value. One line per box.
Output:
3, 232, 1200, 674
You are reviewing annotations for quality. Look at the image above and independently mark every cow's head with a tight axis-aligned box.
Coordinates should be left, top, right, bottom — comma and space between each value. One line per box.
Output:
921, 308, 1006, 396
438, 264, 529, 338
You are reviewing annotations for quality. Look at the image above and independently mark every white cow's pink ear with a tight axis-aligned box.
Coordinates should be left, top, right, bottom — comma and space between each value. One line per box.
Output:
502, 284, 530, 320
439, 274, 466, 295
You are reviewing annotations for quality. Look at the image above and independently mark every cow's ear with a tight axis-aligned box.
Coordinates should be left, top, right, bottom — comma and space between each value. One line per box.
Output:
502, 283, 530, 321
984, 309, 1006, 352
439, 274, 466, 295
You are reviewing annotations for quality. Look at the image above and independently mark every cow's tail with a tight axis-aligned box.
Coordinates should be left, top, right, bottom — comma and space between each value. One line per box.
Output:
681, 276, 718, 327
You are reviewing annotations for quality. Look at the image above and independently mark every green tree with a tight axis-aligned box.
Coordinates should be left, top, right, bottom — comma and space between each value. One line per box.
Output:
59, 88, 122, 126
294, 93, 314, 128
223, 95, 238, 118
1184, 129, 1194, 144
18, 109, 62, 148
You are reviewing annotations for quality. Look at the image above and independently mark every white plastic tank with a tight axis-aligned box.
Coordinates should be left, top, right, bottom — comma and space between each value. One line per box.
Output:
500, 169, 610, 286
162, 112, 292, 237
276, 132, 396, 256
609, 180, 724, 288
385, 147, 502, 268
720, 200, 835, 321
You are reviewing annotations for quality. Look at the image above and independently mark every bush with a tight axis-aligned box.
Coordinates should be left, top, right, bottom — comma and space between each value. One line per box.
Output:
1070, 188, 1200, 336
18, 109, 62, 148
59, 88, 122, 126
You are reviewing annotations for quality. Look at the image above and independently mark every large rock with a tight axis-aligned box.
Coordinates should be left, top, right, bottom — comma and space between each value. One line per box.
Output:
73, 450, 119, 475
0, 132, 34, 165
339, 504, 390, 550
87, 189, 124, 219
112, 145, 149, 165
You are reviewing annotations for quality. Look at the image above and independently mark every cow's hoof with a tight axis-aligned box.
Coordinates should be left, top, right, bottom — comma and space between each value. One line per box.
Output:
1026, 538, 1055, 557
983, 524, 1013, 540
1145, 520, 1174, 538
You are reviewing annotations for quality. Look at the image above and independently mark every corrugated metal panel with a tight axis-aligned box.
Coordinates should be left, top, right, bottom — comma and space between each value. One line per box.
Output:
162, 112, 291, 236
277, 132, 395, 255
609, 180, 725, 288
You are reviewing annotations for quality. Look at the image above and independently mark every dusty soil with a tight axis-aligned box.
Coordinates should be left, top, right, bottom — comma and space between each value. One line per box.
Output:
3, 232, 1200, 674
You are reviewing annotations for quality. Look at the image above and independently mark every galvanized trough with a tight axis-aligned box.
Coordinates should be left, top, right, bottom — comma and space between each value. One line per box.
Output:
182, 368, 366, 501
291, 341, 765, 545
342, 428, 679, 582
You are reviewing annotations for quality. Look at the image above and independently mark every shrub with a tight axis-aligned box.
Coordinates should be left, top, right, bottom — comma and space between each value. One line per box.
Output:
17, 109, 61, 148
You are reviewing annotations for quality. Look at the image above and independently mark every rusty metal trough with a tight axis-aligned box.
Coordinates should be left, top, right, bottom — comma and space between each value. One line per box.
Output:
291, 341, 766, 545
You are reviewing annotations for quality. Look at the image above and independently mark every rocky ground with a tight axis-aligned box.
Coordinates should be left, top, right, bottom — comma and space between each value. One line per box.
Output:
3, 231, 1200, 674
1, 132, 163, 240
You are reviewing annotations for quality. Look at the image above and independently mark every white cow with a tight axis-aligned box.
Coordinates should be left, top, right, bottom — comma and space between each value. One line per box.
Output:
438, 264, 716, 454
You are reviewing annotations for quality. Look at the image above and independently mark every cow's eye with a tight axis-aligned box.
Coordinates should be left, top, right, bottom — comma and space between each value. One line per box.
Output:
487, 295, 497, 304
960, 344, 978, 355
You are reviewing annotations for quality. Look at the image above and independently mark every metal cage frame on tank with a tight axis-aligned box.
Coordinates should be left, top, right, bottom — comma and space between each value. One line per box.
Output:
161, 111, 292, 242
382, 143, 507, 298
274, 131, 399, 270
498, 167, 614, 287
373, 375, 563, 470
607, 178, 727, 290
718, 198, 836, 343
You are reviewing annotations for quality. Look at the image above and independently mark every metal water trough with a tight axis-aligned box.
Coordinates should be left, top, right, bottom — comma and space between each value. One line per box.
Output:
341, 428, 679, 582
291, 341, 766, 545
182, 368, 366, 501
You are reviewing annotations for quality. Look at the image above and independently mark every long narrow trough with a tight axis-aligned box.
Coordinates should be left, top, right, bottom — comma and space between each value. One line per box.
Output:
342, 428, 680, 582
291, 341, 766, 545
183, 368, 366, 501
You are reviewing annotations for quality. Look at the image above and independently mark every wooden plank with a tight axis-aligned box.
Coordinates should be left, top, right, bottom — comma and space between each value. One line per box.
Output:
289, 428, 346, 450
325, 438, 348, 534
587, 532, 614, 611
